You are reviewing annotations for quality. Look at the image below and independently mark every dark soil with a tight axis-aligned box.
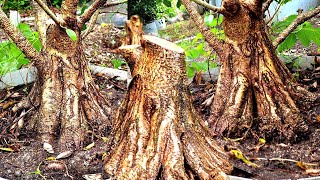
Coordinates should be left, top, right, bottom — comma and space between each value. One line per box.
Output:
0, 18, 320, 180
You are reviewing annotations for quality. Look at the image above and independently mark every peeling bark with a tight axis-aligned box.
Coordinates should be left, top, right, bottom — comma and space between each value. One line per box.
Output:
104, 17, 232, 179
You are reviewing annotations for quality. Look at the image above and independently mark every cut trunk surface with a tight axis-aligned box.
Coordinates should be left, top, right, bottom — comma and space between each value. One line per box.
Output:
206, 0, 308, 141
104, 16, 232, 179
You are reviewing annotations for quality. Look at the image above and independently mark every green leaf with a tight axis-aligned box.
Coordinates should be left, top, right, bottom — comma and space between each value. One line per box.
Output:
296, 28, 314, 47
66, 29, 77, 41
187, 66, 195, 78
204, 15, 214, 26
163, 0, 171, 7
295, 23, 320, 47
111, 59, 126, 69
277, 33, 297, 52
272, 14, 297, 33
176, 0, 181, 8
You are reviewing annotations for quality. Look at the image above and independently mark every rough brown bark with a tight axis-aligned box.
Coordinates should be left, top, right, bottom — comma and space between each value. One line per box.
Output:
204, 0, 309, 141
1, 0, 111, 150
104, 17, 232, 179
36, 24, 111, 149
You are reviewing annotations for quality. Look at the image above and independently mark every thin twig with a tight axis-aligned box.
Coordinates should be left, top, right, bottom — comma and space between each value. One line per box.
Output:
79, 0, 107, 27
34, 0, 65, 27
81, 9, 100, 39
256, 157, 318, 166
192, 0, 224, 13
31, 0, 49, 48
100, 10, 127, 15
12, 107, 35, 125
266, 0, 283, 25
273, 5, 320, 48
262, 0, 274, 13
104, 0, 127, 8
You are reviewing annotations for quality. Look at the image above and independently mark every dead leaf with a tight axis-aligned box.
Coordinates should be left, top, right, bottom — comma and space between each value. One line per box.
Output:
102, 137, 108, 143
83, 173, 102, 180
311, 81, 317, 88
56, 150, 73, 159
0, 147, 14, 152
83, 142, 95, 151
43, 142, 54, 154
297, 161, 308, 170
306, 168, 320, 175
46, 157, 57, 161
194, 71, 202, 85
2, 101, 16, 109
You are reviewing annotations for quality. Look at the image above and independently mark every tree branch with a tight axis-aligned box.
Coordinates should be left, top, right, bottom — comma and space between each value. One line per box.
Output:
273, 5, 320, 48
265, 0, 282, 25
34, 0, 65, 27
262, 0, 273, 13
192, 0, 224, 13
182, 0, 226, 59
104, 0, 127, 8
32, 0, 49, 48
81, 9, 100, 39
79, 0, 108, 27
0, 8, 39, 61
61, 0, 78, 23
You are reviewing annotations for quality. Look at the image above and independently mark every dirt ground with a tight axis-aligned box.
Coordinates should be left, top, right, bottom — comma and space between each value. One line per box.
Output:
0, 18, 320, 179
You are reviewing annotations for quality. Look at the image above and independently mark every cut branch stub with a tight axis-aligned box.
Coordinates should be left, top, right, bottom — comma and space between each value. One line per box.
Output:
104, 17, 232, 179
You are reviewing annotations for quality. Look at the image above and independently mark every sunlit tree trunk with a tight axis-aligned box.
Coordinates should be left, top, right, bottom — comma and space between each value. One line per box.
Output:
104, 16, 232, 179
0, 0, 110, 150
182, 0, 312, 142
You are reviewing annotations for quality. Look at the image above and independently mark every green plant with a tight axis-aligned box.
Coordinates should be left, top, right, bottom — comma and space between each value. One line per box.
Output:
156, 3, 177, 18
0, 0, 32, 12
29, 162, 46, 180
111, 58, 126, 69
272, 14, 320, 52
178, 15, 223, 78
0, 23, 41, 76
129, 0, 157, 23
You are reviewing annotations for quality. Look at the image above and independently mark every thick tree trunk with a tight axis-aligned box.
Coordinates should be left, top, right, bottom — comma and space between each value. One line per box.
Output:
0, 0, 110, 150
206, 0, 308, 141
34, 24, 111, 150
104, 17, 232, 179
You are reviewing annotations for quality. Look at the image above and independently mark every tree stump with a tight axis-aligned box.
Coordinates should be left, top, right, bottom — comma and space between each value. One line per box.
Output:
104, 16, 232, 179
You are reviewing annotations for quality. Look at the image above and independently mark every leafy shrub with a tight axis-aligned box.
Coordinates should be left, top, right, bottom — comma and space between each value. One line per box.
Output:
273, 14, 320, 52
0, 23, 41, 76
178, 14, 223, 78
0, 0, 32, 12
